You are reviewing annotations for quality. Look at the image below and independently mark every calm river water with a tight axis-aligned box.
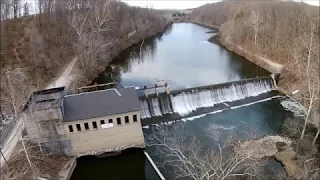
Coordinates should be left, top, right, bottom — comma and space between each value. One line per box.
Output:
94, 23, 269, 89
72, 23, 291, 179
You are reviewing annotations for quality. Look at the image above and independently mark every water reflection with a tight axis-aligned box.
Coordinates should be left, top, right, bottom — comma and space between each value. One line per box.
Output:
93, 23, 269, 89
70, 149, 160, 180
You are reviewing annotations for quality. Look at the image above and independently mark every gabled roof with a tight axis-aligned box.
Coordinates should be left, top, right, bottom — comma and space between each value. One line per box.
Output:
63, 87, 140, 122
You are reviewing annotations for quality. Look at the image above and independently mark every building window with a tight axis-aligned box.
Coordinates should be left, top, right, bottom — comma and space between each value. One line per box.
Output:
133, 115, 137, 122
100, 120, 105, 125
92, 121, 97, 129
84, 123, 89, 130
125, 116, 129, 124
108, 119, 113, 123
68, 125, 74, 133
117, 117, 121, 125
76, 124, 81, 131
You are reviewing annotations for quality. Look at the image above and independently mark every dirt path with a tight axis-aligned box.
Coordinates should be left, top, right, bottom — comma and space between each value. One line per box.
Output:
46, 57, 78, 89
234, 45, 284, 73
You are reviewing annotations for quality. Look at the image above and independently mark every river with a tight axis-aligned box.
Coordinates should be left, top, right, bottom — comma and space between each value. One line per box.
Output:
71, 23, 292, 179
93, 23, 269, 89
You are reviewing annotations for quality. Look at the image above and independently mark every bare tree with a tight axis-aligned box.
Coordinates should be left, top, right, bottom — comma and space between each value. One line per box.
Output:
290, 16, 320, 142
146, 125, 264, 180
0, 0, 11, 20
310, 112, 320, 145
69, 10, 89, 41
13, 0, 21, 19
246, 10, 263, 46
0, 68, 31, 115
69, 1, 114, 78
282, 117, 304, 139
90, 0, 112, 33
23, 2, 29, 16
69, 10, 89, 76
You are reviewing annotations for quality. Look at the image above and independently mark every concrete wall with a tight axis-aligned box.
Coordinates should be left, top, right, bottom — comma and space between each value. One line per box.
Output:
62, 111, 145, 156
33, 108, 63, 122
23, 108, 64, 142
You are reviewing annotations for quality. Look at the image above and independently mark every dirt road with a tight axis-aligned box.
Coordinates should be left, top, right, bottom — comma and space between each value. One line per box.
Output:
46, 57, 78, 89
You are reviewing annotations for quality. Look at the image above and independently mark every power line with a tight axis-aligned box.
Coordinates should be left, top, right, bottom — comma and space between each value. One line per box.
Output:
138, 39, 163, 84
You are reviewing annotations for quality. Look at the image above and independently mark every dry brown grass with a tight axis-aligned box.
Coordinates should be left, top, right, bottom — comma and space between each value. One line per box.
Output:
0, 141, 72, 180
275, 148, 298, 178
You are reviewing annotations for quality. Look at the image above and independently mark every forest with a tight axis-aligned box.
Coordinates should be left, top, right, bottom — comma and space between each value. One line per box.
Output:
0, 0, 168, 116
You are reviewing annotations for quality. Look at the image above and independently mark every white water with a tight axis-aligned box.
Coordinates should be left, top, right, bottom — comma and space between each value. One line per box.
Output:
230, 95, 282, 110
171, 79, 274, 116
151, 98, 162, 116
140, 99, 151, 119
159, 95, 172, 114
140, 78, 275, 118
142, 95, 282, 129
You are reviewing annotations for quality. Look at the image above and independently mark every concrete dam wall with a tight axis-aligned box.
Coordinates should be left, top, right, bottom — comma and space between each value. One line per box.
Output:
138, 77, 278, 125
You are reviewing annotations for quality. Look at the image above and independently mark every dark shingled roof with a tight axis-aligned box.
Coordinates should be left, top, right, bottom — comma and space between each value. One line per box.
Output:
63, 87, 140, 122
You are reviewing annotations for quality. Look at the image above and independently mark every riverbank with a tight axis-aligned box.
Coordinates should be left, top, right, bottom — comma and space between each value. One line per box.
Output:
72, 21, 173, 89
185, 20, 293, 96
220, 38, 284, 74
234, 135, 304, 179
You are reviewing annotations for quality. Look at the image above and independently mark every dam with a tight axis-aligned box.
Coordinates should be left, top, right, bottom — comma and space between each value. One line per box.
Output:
138, 77, 277, 124
71, 23, 290, 179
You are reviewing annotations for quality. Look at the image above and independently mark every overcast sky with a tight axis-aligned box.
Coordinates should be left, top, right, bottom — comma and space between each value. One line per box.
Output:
123, 0, 320, 9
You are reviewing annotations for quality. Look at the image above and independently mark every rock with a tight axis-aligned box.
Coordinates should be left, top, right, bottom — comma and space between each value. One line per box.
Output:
281, 100, 306, 116
234, 135, 292, 159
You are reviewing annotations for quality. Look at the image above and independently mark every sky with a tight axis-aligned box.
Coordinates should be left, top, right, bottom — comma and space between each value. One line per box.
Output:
22, 0, 319, 15
123, 0, 320, 9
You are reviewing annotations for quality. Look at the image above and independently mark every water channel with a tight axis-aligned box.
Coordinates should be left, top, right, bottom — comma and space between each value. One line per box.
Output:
71, 23, 292, 179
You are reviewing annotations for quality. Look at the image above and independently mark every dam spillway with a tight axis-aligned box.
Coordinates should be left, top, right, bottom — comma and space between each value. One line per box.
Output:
139, 77, 276, 121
